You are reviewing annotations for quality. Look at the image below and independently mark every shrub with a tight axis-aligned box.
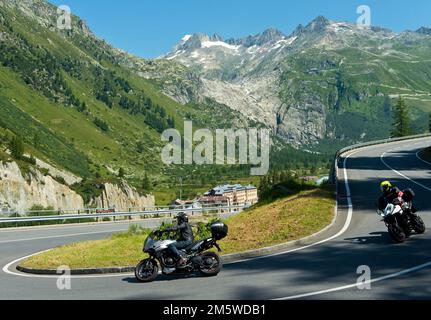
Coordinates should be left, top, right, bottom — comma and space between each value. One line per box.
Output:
10, 135, 24, 160
93, 117, 109, 132
54, 175, 67, 185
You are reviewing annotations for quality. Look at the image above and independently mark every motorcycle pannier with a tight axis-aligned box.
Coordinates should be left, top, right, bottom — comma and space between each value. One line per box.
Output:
211, 222, 228, 240
402, 188, 415, 202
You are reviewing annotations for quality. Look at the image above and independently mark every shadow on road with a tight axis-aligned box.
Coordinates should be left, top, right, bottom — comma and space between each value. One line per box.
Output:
344, 232, 391, 245
122, 272, 208, 285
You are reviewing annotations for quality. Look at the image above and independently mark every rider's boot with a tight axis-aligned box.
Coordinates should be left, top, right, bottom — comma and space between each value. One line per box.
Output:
176, 257, 187, 268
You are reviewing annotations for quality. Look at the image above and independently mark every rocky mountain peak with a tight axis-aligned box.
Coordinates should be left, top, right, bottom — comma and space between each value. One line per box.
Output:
416, 26, 431, 35
256, 28, 286, 44
228, 28, 286, 47
174, 33, 209, 51
210, 33, 223, 41
290, 24, 305, 37
172, 28, 286, 52
289, 16, 331, 38
306, 16, 331, 32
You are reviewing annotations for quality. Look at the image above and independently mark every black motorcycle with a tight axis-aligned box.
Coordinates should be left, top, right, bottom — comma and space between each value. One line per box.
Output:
378, 189, 426, 243
135, 222, 228, 282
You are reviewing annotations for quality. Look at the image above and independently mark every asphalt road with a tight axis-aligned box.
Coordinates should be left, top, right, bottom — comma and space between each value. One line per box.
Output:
1, 137, 431, 300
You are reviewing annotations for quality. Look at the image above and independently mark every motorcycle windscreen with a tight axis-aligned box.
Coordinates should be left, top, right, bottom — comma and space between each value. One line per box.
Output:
144, 236, 155, 251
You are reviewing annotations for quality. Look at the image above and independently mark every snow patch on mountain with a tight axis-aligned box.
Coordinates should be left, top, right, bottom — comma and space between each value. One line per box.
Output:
201, 40, 240, 50
182, 35, 192, 42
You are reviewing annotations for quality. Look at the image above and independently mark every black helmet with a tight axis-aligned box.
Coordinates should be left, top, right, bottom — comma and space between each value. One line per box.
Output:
176, 212, 188, 223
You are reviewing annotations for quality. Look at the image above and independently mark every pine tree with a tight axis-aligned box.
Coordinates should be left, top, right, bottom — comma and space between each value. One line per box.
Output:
77, 102, 87, 113
32, 133, 41, 148
118, 167, 125, 178
142, 173, 151, 192
391, 96, 411, 138
10, 135, 24, 160
258, 176, 267, 194
280, 171, 289, 183
136, 141, 145, 154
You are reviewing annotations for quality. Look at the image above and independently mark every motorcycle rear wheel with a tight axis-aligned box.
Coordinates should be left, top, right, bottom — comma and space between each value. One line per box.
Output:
388, 224, 406, 243
135, 259, 158, 283
199, 252, 222, 277
412, 215, 426, 234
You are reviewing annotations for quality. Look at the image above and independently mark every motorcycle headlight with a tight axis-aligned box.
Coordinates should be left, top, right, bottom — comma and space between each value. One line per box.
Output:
384, 204, 395, 217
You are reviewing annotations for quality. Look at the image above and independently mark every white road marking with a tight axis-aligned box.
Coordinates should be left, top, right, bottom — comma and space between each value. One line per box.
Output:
0, 217, 172, 234
275, 261, 431, 300
0, 220, 142, 234
381, 150, 431, 192
416, 150, 431, 166
274, 138, 431, 300
0, 229, 126, 244
2, 251, 134, 278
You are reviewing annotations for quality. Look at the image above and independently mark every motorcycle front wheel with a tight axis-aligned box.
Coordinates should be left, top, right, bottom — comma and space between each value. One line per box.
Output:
199, 252, 222, 277
388, 224, 406, 243
412, 215, 426, 234
135, 259, 159, 283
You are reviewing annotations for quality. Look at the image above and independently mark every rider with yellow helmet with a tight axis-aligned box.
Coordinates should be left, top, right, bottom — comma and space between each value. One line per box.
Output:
378, 181, 401, 210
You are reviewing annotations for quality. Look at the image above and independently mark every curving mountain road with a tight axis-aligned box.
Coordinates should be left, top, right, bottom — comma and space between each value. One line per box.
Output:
1, 137, 431, 300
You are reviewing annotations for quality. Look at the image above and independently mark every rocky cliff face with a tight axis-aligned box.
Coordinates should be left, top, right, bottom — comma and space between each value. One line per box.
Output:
34, 157, 82, 185
0, 161, 84, 213
0, 161, 155, 213
90, 182, 155, 210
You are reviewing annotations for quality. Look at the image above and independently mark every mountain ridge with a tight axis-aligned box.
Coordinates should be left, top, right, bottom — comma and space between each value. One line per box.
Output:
160, 15, 431, 147
167, 15, 431, 58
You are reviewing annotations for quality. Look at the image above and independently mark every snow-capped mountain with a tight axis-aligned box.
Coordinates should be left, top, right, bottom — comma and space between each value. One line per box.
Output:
163, 16, 398, 78
140, 16, 431, 148
164, 28, 297, 77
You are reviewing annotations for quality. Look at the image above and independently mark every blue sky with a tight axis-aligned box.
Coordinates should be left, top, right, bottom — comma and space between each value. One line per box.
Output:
49, 0, 431, 58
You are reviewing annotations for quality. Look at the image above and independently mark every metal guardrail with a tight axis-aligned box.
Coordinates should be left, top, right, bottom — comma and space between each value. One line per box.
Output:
0, 205, 248, 224
1, 204, 233, 216
330, 133, 431, 183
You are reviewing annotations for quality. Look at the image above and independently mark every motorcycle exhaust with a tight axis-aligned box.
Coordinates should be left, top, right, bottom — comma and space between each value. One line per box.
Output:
163, 267, 176, 274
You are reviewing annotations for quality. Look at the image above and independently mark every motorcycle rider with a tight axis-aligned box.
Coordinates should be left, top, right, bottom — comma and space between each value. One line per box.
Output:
156, 212, 194, 267
379, 180, 418, 212
378, 181, 402, 210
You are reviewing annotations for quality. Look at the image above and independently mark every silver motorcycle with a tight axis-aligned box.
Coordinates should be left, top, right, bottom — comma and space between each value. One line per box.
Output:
135, 222, 228, 282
